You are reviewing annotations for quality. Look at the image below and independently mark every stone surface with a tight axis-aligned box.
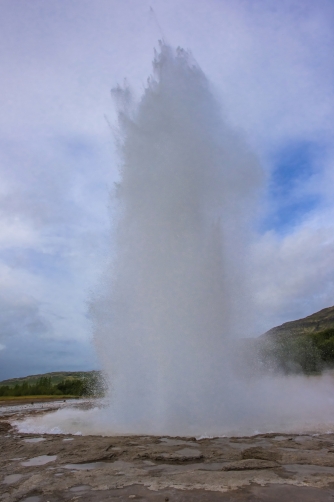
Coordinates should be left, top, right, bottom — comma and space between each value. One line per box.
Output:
2, 401, 334, 501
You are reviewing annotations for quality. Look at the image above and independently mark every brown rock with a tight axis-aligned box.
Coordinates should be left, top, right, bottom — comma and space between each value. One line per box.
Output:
242, 446, 282, 462
221, 458, 278, 470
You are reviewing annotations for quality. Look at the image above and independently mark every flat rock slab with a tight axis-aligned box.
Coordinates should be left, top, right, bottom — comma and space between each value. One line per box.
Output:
141, 447, 204, 462
6, 484, 334, 502
221, 459, 279, 470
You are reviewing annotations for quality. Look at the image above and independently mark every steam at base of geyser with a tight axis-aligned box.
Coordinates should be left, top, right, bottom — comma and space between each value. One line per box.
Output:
14, 374, 334, 437
15, 43, 334, 437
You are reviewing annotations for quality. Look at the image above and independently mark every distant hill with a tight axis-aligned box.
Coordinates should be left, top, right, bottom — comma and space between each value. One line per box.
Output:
257, 305, 334, 374
261, 305, 334, 340
0, 370, 101, 387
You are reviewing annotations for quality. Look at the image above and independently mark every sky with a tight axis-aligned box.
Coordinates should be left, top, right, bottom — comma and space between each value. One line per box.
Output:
0, 0, 334, 380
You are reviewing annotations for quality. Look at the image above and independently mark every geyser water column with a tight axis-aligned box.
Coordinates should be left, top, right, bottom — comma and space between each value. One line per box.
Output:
92, 43, 262, 435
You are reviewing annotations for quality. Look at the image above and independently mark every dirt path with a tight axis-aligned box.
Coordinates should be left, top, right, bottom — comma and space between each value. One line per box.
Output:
2, 405, 334, 501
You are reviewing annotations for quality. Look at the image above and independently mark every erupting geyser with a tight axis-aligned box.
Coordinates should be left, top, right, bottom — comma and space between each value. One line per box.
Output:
15, 43, 334, 438
91, 43, 262, 434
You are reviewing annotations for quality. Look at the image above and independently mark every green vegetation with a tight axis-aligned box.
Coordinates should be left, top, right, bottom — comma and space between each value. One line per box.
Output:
259, 328, 334, 375
0, 371, 105, 398
263, 305, 334, 339
253, 305, 334, 375
0, 370, 100, 388
310, 328, 334, 362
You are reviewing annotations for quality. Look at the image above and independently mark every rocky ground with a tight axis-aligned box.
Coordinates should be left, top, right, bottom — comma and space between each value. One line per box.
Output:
2, 402, 334, 501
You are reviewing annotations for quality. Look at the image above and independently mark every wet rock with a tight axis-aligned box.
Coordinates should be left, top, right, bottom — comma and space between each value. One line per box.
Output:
137, 448, 204, 462
0, 421, 12, 433
241, 446, 282, 462
221, 458, 279, 470
3, 401, 334, 500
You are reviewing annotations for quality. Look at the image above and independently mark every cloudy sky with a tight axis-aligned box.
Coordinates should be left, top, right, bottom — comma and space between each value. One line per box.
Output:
0, 0, 333, 380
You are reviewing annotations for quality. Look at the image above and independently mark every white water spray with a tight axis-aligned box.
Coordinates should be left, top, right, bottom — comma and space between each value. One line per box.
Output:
91, 43, 262, 434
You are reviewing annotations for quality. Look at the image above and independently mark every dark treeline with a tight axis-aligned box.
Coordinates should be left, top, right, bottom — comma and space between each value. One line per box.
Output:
0, 376, 97, 397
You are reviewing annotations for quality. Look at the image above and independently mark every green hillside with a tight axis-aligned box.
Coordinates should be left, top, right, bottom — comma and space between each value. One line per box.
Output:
0, 370, 104, 398
0, 370, 101, 388
261, 305, 334, 339
257, 305, 334, 374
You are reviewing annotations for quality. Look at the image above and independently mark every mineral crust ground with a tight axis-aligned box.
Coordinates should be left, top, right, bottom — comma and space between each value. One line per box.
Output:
2, 401, 334, 501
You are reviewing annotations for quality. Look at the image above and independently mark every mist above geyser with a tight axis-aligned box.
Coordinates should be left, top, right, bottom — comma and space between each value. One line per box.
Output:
92, 43, 262, 434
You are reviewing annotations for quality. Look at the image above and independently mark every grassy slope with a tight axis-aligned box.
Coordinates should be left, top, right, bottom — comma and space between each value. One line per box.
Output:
255, 305, 334, 374
261, 305, 334, 339
0, 395, 78, 401
0, 370, 101, 387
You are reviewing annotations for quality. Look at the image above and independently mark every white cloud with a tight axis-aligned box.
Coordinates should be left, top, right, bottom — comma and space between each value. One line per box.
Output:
0, 218, 39, 248
251, 210, 334, 332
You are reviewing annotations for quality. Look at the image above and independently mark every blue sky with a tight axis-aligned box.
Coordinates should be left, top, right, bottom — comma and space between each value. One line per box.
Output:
263, 141, 322, 233
0, 0, 334, 379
